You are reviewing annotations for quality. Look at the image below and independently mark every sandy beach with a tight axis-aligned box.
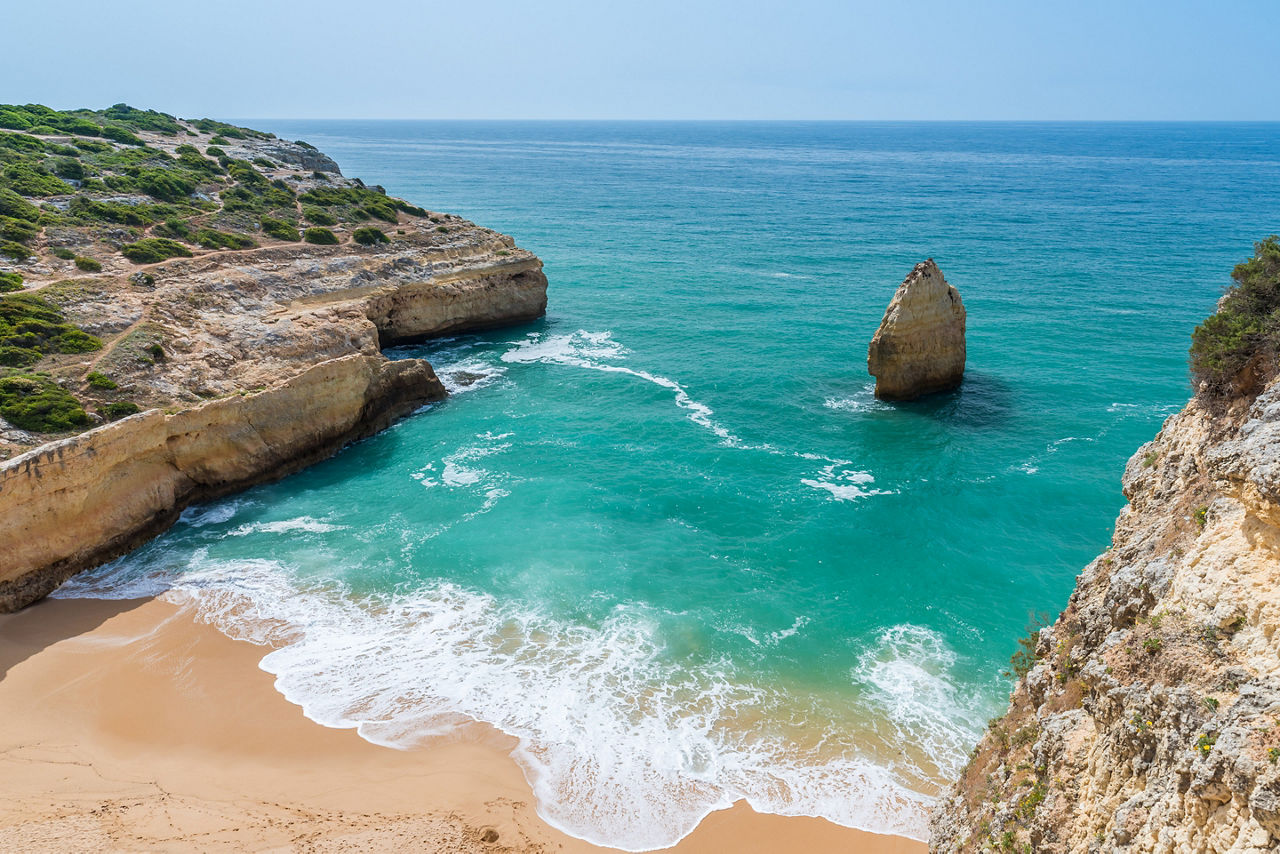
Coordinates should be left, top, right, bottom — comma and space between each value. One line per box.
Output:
0, 595, 925, 853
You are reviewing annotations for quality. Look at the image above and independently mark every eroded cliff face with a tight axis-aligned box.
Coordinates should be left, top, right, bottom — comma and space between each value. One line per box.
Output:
0, 146, 547, 610
930, 379, 1280, 852
867, 259, 966, 401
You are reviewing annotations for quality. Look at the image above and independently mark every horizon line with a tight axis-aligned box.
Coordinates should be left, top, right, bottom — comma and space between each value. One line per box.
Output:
226, 117, 1280, 124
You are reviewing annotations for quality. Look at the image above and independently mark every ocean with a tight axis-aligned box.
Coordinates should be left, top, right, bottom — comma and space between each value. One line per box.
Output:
57, 121, 1280, 847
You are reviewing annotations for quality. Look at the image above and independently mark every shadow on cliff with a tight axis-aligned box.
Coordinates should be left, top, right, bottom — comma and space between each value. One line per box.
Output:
893, 371, 1016, 430
0, 596, 150, 682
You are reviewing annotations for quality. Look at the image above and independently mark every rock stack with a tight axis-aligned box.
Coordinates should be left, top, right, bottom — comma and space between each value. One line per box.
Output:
866, 259, 966, 400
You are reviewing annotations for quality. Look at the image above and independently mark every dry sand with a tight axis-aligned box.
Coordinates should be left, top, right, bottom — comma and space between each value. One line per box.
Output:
0, 596, 926, 853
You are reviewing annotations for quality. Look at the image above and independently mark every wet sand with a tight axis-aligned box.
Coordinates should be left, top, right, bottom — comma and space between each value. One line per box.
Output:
0, 596, 926, 853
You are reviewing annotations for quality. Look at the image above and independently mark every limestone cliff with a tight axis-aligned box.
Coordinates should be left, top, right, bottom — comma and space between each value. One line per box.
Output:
867, 259, 966, 401
0, 114, 547, 611
929, 376, 1280, 851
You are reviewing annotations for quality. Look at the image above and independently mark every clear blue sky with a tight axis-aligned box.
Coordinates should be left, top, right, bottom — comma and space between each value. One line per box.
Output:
6, 0, 1277, 120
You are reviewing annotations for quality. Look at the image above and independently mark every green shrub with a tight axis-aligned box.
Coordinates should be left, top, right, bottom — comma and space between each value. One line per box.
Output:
0, 271, 22, 292
73, 256, 102, 272
0, 188, 39, 221
1, 241, 30, 260
135, 167, 196, 202
86, 370, 117, 389
101, 104, 183, 135
253, 157, 276, 169
67, 196, 157, 227
0, 345, 40, 366
194, 229, 256, 250
205, 145, 226, 157
120, 237, 193, 264
1191, 237, 1280, 395
72, 138, 112, 154
261, 217, 300, 241
52, 157, 86, 180
0, 372, 91, 432
1003, 614, 1051, 680
352, 226, 388, 245
0, 293, 101, 360
175, 147, 223, 175
2, 162, 73, 196
0, 109, 34, 130
101, 400, 141, 420
56, 328, 102, 352
153, 217, 192, 240
0, 216, 38, 243
208, 135, 230, 145
394, 199, 427, 217
100, 125, 144, 146
303, 227, 339, 245
50, 247, 76, 260
302, 206, 337, 225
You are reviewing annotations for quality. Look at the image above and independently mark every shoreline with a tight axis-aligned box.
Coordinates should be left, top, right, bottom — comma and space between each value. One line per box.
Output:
0, 595, 925, 853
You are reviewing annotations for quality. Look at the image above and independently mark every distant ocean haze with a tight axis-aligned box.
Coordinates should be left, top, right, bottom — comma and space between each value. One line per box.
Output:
59, 120, 1280, 848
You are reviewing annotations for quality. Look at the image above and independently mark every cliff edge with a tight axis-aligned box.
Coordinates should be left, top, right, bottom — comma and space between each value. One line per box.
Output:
930, 242, 1280, 852
0, 105, 547, 610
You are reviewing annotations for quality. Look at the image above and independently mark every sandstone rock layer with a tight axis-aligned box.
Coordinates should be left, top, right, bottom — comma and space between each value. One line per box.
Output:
0, 216, 546, 612
930, 379, 1280, 852
867, 259, 966, 400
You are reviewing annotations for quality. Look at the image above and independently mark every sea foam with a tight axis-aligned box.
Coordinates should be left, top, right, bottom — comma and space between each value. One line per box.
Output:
54, 543, 982, 849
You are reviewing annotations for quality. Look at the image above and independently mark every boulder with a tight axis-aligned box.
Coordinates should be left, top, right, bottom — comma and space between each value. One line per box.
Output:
866, 259, 966, 400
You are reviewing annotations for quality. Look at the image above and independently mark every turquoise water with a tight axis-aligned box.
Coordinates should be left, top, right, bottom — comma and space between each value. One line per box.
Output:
60, 122, 1280, 847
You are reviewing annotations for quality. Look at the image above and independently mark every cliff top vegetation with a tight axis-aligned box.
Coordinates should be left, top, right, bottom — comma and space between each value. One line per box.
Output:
1191, 236, 1280, 397
0, 103, 453, 439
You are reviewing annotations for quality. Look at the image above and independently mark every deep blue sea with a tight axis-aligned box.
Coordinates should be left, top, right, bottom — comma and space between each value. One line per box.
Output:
60, 122, 1280, 847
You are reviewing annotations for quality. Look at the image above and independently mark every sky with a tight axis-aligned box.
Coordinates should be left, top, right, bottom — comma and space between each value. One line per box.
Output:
4, 0, 1278, 121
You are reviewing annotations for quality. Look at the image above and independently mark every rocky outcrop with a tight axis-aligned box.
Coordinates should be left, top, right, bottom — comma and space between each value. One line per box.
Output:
0, 355, 442, 611
0, 130, 548, 611
867, 259, 966, 400
930, 379, 1280, 852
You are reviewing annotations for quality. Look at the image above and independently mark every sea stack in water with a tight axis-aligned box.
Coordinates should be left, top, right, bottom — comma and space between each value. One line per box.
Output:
867, 259, 966, 400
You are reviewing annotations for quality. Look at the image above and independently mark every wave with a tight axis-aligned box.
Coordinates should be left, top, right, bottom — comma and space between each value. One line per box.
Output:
850, 625, 993, 788
502, 330, 749, 449
53, 548, 975, 848
227, 516, 346, 537
502, 330, 886, 502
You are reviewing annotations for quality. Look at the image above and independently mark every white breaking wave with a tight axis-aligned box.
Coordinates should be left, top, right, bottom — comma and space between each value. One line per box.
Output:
802, 463, 892, 502
502, 330, 750, 448
53, 551, 968, 849
851, 625, 994, 787
179, 498, 256, 528
502, 330, 885, 502
227, 516, 346, 537
437, 358, 508, 395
